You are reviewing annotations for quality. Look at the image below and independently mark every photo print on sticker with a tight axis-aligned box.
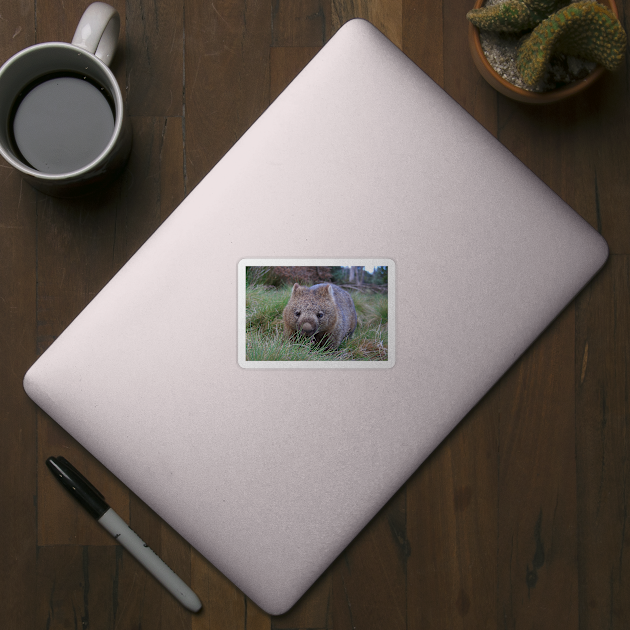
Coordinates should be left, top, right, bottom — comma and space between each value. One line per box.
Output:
237, 259, 395, 368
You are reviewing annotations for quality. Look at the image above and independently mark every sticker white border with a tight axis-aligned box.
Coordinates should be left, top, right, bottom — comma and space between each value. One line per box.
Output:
238, 259, 395, 369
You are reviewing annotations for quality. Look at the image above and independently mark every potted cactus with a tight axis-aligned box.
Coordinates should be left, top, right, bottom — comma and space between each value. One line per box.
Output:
467, 0, 627, 102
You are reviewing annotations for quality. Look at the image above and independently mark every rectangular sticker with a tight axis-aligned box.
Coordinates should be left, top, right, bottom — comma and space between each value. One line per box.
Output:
238, 259, 395, 368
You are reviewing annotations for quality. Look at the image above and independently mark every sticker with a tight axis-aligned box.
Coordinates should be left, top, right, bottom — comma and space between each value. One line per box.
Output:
238, 259, 394, 368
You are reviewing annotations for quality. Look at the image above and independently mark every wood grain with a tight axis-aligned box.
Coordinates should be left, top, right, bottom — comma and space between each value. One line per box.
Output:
184, 0, 272, 191
332, 0, 402, 48
0, 4, 39, 630
126, 0, 184, 117
0, 154, 38, 630
576, 256, 630, 629
1, 0, 629, 627
497, 304, 579, 629
271, 0, 331, 46
443, 0, 497, 131
35, 0, 128, 92
583, 72, 630, 254
36, 545, 119, 630
403, 0, 444, 88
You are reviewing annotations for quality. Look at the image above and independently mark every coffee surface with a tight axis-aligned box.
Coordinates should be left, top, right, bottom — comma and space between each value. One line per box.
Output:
12, 74, 115, 174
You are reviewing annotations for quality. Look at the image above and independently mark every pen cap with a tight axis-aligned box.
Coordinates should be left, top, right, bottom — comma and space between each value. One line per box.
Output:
46, 456, 110, 519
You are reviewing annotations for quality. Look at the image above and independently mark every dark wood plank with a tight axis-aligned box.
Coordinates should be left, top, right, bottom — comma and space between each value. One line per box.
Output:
491, 24, 629, 627
443, 0, 497, 132
184, 0, 272, 192
0, 173, 37, 627
331, 0, 402, 47
331, 486, 407, 630
582, 72, 630, 254
33, 189, 120, 352
0, 3, 39, 629
0, 0, 35, 53
159, 116, 187, 221
126, 0, 184, 117
497, 305, 579, 628
272, 0, 331, 47
247, 600, 272, 630
36, 0, 126, 46
0, 144, 39, 630
407, 393, 499, 629
576, 255, 630, 629
36, 545, 118, 630
402, 0, 444, 88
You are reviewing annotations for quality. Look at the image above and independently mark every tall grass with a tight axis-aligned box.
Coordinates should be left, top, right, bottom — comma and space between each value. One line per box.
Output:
245, 284, 388, 362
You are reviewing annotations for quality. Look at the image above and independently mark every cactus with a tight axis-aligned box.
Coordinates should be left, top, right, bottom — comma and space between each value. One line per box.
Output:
516, 1, 627, 85
467, 0, 568, 33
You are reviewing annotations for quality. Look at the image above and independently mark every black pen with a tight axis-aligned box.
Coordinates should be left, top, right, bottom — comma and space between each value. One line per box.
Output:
46, 456, 202, 612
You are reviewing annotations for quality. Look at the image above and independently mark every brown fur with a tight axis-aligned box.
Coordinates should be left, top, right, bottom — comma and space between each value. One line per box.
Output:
283, 283, 357, 350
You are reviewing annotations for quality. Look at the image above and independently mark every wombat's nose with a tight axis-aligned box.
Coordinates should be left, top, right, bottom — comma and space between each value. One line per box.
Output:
301, 322, 315, 334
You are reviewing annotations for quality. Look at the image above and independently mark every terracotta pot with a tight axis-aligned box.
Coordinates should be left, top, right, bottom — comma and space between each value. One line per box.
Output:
468, 0, 619, 103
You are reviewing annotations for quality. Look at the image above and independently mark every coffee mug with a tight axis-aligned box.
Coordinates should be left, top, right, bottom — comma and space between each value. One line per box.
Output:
0, 2, 132, 197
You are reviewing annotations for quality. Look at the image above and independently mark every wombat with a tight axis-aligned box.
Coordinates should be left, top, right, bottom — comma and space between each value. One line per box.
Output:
283, 283, 357, 350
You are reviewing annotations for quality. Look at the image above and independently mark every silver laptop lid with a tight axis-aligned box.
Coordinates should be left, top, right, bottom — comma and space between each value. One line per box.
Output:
24, 19, 607, 614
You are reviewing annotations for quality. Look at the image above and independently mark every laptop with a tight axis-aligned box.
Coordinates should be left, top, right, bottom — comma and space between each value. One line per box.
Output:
23, 19, 608, 614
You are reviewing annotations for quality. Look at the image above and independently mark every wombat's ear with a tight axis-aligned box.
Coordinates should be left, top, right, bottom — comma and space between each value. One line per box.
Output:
291, 283, 300, 295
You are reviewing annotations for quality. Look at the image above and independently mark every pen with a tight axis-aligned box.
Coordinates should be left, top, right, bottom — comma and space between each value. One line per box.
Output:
46, 456, 203, 613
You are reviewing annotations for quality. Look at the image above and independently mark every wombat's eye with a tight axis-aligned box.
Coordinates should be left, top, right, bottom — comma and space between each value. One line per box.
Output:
317, 312, 324, 318
295, 310, 301, 317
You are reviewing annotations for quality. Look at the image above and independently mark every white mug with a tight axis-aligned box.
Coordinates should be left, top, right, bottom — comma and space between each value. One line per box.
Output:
0, 2, 132, 197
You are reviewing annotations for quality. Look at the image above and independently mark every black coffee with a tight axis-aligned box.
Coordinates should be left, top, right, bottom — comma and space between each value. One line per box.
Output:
10, 73, 115, 174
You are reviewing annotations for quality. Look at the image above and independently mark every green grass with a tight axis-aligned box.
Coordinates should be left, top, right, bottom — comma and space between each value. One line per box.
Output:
245, 284, 388, 362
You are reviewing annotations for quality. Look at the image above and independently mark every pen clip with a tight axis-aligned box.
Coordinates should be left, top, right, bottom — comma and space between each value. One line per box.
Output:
54, 456, 106, 502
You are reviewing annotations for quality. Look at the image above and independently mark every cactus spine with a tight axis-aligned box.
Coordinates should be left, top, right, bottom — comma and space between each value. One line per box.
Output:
467, 0, 568, 33
516, 1, 627, 85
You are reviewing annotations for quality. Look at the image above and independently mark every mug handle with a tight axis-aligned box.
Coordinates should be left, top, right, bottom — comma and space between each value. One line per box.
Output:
71, 2, 120, 67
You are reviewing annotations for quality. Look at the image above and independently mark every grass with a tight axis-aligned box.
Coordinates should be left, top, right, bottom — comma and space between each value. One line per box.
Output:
245, 284, 388, 362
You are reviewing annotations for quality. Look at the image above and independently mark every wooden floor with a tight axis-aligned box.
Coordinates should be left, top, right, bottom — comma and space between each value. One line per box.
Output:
1, 0, 629, 628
